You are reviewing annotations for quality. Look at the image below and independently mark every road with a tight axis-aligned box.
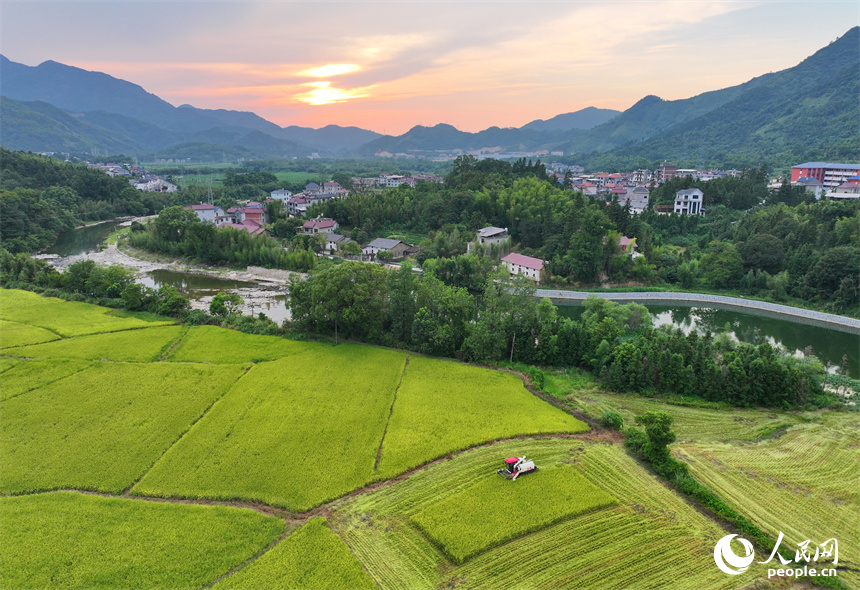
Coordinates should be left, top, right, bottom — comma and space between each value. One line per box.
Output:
535, 289, 860, 333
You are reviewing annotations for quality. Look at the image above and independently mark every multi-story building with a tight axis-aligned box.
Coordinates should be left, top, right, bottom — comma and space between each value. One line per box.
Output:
674, 188, 704, 215
791, 162, 860, 189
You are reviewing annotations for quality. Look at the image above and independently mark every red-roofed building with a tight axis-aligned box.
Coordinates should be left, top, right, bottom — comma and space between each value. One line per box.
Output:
301, 217, 339, 234
502, 253, 545, 282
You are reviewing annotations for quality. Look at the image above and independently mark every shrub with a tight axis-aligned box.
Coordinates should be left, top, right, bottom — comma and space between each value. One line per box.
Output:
600, 410, 624, 430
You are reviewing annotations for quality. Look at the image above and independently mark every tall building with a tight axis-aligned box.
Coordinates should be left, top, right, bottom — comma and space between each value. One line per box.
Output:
791, 162, 860, 189
656, 162, 677, 183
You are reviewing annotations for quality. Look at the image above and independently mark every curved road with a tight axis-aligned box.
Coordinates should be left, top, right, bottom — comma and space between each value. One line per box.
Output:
535, 289, 860, 334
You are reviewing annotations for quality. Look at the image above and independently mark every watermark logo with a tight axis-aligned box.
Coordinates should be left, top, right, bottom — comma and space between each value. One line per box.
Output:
714, 534, 755, 575
713, 532, 838, 579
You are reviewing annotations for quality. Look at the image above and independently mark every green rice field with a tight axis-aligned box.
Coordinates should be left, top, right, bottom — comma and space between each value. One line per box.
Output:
412, 466, 616, 563
212, 518, 377, 590
0, 492, 283, 590
2, 289, 855, 589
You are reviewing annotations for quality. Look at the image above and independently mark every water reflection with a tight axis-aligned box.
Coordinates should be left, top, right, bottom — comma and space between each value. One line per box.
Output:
557, 303, 859, 378
45, 221, 121, 256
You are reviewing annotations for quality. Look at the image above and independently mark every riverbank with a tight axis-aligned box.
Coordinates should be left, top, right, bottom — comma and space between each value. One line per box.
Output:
537, 289, 860, 334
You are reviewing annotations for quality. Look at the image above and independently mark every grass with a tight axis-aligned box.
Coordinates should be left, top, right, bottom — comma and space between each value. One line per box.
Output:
0, 357, 21, 373
411, 466, 616, 563
676, 412, 860, 589
0, 319, 60, 349
0, 361, 248, 494
213, 517, 377, 590
134, 346, 407, 510
0, 491, 283, 590
376, 357, 589, 477
0, 358, 93, 401
7, 325, 185, 362
0, 289, 174, 337
333, 438, 760, 590
166, 325, 311, 363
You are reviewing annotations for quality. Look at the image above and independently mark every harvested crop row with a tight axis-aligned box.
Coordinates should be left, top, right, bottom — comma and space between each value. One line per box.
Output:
213, 517, 377, 590
8, 325, 186, 362
565, 388, 804, 442
678, 419, 859, 589
1, 361, 248, 494
333, 439, 754, 589
0, 491, 283, 590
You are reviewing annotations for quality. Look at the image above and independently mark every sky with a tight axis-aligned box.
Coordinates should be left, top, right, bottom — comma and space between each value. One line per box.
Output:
1, 1, 857, 135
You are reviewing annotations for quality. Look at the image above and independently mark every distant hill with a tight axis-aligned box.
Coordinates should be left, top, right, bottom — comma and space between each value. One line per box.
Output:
579, 26, 860, 169
521, 107, 620, 132
0, 55, 379, 157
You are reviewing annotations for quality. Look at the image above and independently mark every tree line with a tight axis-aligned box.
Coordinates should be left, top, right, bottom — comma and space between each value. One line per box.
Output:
289, 261, 835, 410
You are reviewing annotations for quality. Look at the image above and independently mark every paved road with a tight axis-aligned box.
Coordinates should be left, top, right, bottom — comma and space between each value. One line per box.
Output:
535, 289, 860, 334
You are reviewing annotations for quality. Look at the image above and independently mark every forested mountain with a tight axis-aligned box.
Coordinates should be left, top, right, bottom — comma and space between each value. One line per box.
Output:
0, 27, 856, 166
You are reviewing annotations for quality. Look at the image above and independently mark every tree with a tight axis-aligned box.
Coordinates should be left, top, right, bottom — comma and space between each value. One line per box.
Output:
209, 292, 244, 317
153, 206, 199, 242
700, 241, 744, 288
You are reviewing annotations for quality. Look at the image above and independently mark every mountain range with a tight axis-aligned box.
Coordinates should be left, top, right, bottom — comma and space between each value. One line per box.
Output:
0, 26, 857, 167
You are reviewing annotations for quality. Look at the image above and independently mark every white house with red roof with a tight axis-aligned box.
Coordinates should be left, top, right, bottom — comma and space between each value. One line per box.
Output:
501, 252, 545, 282
322, 182, 342, 195
184, 203, 224, 224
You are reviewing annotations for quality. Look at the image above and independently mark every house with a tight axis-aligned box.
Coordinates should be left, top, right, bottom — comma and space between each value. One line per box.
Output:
323, 233, 353, 254
305, 182, 321, 195
184, 203, 226, 224
501, 253, 544, 283
301, 217, 339, 235
656, 162, 677, 183
322, 182, 342, 195
828, 176, 860, 200
220, 220, 267, 236
674, 188, 704, 215
794, 177, 824, 200
363, 238, 410, 260
624, 187, 650, 214
270, 188, 293, 203
654, 204, 675, 215
476, 227, 509, 246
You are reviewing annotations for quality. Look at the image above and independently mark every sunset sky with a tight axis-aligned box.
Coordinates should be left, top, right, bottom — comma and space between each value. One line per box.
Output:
1, 1, 856, 135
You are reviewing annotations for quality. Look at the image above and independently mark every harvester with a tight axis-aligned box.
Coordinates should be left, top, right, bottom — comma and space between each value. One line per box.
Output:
497, 455, 537, 480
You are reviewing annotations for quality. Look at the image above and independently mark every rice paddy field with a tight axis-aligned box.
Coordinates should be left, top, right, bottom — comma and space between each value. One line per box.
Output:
2, 289, 856, 589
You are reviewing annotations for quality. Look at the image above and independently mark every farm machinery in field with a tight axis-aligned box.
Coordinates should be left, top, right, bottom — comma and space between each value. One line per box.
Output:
497, 455, 537, 480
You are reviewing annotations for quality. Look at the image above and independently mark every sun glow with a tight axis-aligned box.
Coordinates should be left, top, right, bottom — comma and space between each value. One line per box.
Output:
298, 63, 360, 77
295, 81, 370, 105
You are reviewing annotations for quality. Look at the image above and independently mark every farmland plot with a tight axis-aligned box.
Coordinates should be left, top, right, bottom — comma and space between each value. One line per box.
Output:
677, 413, 860, 589
0, 356, 21, 372
333, 438, 762, 590
213, 517, 377, 590
135, 346, 407, 510
166, 325, 313, 363
8, 325, 185, 362
0, 361, 247, 494
377, 357, 588, 477
0, 319, 60, 349
412, 466, 616, 563
1, 288, 174, 336
0, 358, 93, 401
0, 492, 283, 590
564, 388, 804, 442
